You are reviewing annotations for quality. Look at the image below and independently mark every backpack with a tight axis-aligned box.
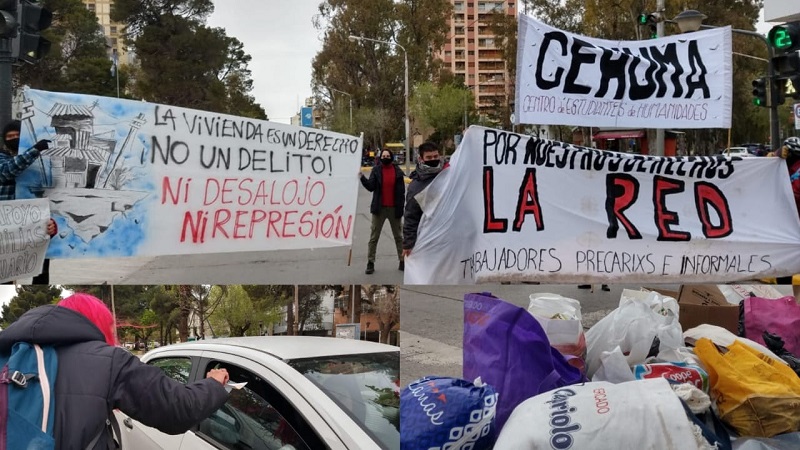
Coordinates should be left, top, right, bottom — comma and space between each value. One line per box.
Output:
0, 342, 58, 450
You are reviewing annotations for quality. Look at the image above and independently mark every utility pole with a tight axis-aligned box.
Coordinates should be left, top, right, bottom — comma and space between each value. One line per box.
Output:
654, 0, 665, 156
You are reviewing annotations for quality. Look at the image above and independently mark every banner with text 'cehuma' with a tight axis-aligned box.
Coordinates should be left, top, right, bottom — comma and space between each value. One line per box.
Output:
515, 15, 732, 128
14, 88, 362, 258
403, 126, 800, 284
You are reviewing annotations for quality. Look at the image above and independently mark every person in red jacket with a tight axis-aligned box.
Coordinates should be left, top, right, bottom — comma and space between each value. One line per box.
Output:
359, 149, 406, 274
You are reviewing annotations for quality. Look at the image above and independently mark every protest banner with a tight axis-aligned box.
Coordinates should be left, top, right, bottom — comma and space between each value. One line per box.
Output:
515, 15, 732, 129
404, 126, 800, 284
0, 199, 50, 282
13, 88, 362, 258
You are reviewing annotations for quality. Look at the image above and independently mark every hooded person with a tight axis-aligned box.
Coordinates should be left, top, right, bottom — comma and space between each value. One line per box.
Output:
0, 293, 231, 449
0, 119, 51, 201
402, 141, 446, 258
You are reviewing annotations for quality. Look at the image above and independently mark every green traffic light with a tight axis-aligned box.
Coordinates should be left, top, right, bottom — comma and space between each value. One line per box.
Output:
753, 98, 764, 106
637, 14, 647, 25
772, 27, 793, 49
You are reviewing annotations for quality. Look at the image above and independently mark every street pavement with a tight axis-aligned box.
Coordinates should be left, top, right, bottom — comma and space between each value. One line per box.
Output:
398, 283, 794, 387
49, 177, 408, 285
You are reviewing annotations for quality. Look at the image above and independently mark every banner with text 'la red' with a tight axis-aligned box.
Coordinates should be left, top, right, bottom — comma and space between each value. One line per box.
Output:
403, 126, 800, 284
515, 15, 732, 128
15, 88, 362, 258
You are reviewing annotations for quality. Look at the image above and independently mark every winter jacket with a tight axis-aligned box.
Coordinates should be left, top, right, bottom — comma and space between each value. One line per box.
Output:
0, 305, 229, 450
360, 162, 406, 217
403, 168, 441, 250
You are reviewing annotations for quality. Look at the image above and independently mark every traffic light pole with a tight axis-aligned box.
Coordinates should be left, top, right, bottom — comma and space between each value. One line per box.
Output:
696, 24, 780, 152
0, 37, 12, 127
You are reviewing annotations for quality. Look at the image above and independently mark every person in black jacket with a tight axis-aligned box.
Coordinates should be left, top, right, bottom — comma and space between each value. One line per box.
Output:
0, 293, 230, 449
403, 141, 445, 258
360, 148, 406, 274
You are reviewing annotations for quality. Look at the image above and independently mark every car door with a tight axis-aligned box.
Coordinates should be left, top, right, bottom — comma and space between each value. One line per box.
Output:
115, 354, 213, 450
180, 353, 339, 450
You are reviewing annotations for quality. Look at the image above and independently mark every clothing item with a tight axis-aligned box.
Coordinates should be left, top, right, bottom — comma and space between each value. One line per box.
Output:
403, 168, 441, 250
360, 162, 405, 217
31, 258, 50, 285
365, 261, 375, 274
790, 157, 800, 218
0, 305, 229, 449
0, 147, 41, 200
380, 164, 397, 207
368, 206, 403, 264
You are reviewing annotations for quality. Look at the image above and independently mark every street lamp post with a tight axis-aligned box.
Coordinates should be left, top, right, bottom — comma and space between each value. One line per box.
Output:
671, 9, 781, 152
349, 35, 410, 172
330, 88, 353, 131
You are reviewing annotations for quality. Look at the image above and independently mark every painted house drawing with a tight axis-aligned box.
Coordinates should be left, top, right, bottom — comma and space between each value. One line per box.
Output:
20, 96, 152, 245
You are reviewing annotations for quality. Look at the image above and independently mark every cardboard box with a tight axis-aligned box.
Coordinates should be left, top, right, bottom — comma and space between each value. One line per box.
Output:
677, 285, 741, 334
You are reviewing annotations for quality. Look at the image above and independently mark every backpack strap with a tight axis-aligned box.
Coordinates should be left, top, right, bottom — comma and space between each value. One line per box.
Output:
33, 344, 50, 433
85, 413, 121, 450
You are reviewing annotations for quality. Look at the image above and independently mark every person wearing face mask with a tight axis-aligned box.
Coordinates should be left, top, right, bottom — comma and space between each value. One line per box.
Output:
403, 141, 445, 259
0, 120, 56, 284
359, 148, 406, 274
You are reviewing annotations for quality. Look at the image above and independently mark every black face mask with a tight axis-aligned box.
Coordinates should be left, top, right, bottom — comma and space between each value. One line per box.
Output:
381, 158, 393, 165
423, 159, 441, 167
4, 138, 18, 153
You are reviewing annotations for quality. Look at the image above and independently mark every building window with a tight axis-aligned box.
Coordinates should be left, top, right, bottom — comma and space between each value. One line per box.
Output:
111, 38, 118, 47
455, 26, 464, 35
87, 3, 95, 12
110, 26, 117, 34
454, 2, 464, 12
455, 38, 465, 47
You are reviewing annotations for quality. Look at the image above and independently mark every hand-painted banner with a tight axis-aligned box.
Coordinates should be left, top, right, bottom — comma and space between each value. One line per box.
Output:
14, 88, 362, 258
404, 126, 800, 284
0, 199, 50, 282
515, 15, 732, 128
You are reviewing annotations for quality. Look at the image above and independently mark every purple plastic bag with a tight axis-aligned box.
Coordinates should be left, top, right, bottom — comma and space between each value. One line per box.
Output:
743, 296, 800, 356
463, 292, 586, 434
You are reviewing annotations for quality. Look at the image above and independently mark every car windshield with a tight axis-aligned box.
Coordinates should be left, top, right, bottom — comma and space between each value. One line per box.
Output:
288, 351, 399, 450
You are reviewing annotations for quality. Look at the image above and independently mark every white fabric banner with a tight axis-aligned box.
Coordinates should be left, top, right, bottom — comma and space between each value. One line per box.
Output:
515, 15, 732, 128
404, 126, 800, 284
14, 88, 362, 258
0, 199, 50, 282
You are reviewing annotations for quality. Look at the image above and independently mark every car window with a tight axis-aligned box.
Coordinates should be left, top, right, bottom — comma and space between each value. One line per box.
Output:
288, 352, 400, 450
149, 357, 192, 384
197, 361, 322, 450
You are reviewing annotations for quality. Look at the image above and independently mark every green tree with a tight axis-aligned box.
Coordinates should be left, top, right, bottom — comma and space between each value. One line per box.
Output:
14, 0, 130, 97
311, 0, 451, 148
112, 0, 266, 118
1, 286, 62, 327
410, 82, 474, 151
361, 285, 399, 344
209, 285, 268, 337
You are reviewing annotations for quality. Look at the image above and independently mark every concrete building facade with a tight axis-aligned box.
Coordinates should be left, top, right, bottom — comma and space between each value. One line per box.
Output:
81, 0, 133, 65
437, 0, 518, 121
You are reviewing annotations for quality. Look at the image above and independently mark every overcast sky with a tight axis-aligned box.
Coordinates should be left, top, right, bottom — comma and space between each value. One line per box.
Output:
208, 0, 323, 124
207, 2, 774, 125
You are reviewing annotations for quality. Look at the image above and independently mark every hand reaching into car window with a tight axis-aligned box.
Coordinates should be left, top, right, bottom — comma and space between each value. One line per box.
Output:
207, 368, 230, 385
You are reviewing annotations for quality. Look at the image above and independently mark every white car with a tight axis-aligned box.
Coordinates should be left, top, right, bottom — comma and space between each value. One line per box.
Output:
721, 147, 752, 157
115, 336, 400, 450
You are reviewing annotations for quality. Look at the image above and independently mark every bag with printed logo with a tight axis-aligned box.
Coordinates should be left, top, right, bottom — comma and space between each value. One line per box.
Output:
400, 376, 497, 450
495, 378, 717, 450
463, 292, 585, 435
633, 362, 709, 393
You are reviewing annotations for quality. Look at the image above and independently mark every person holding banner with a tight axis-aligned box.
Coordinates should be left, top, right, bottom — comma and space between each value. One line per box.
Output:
777, 137, 800, 300
403, 141, 445, 258
360, 149, 406, 274
0, 120, 57, 283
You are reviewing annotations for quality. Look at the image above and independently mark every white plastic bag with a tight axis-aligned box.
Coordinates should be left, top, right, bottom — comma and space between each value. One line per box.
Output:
592, 346, 636, 383
585, 289, 683, 378
495, 378, 703, 450
528, 293, 586, 371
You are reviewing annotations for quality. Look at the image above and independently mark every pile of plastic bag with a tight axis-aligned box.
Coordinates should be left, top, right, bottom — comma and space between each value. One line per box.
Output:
400, 289, 800, 450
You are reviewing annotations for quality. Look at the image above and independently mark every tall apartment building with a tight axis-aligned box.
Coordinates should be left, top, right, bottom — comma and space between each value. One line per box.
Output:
439, 0, 518, 121
81, 0, 133, 65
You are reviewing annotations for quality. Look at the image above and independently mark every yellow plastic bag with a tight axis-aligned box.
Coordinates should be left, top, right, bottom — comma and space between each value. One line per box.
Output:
694, 337, 800, 437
